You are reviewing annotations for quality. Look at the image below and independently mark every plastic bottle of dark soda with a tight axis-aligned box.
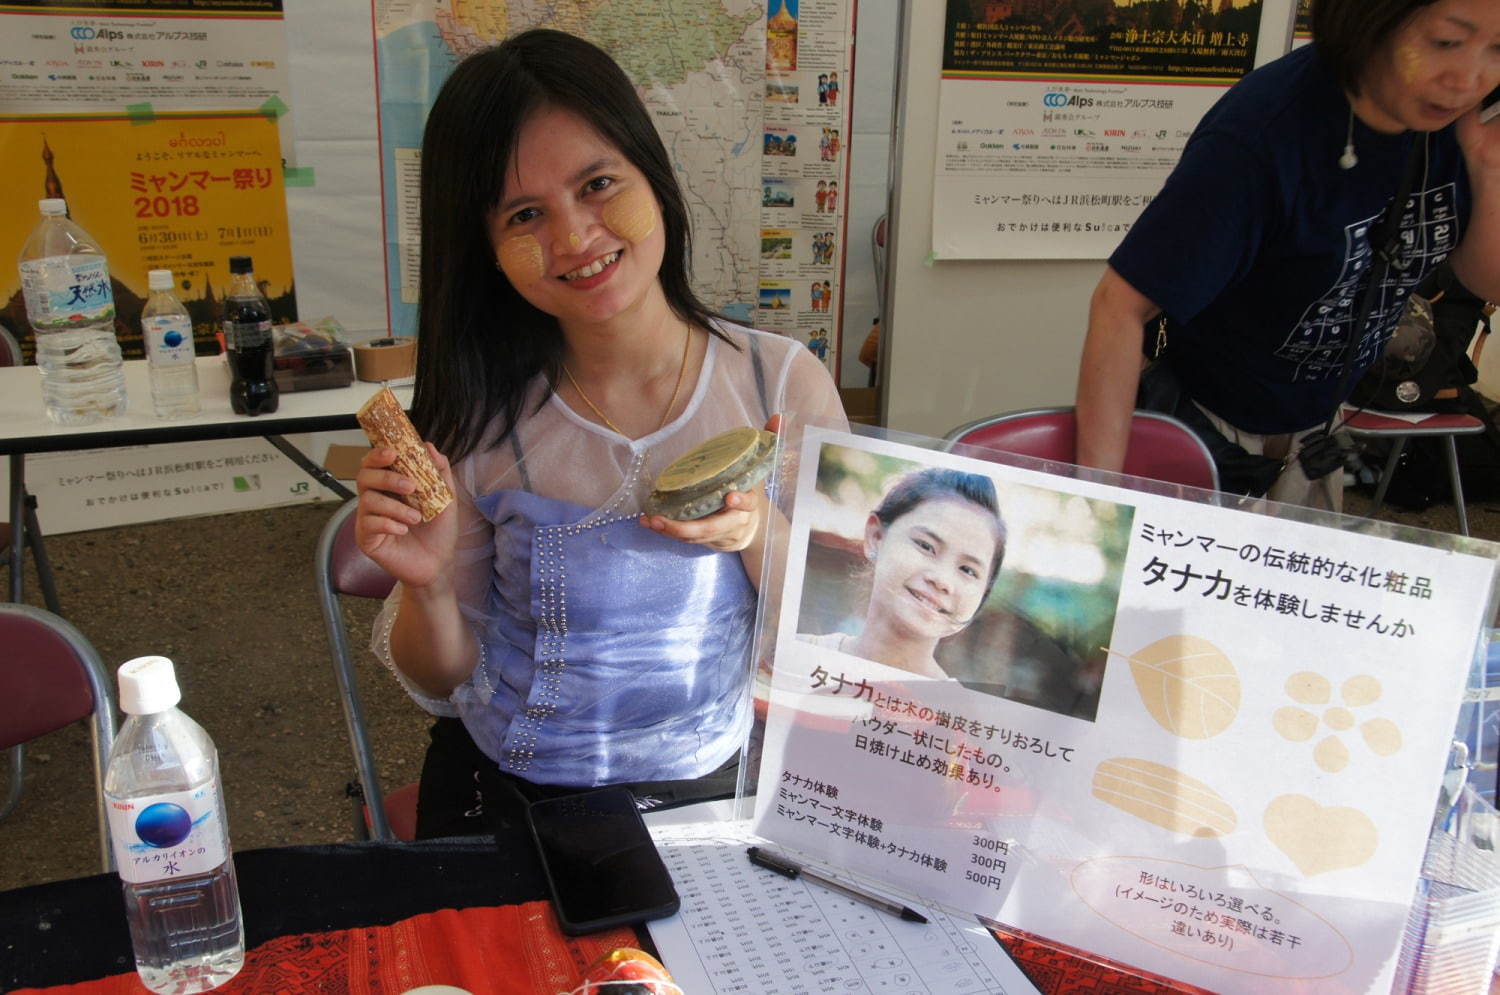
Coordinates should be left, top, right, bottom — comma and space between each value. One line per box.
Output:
223, 256, 278, 415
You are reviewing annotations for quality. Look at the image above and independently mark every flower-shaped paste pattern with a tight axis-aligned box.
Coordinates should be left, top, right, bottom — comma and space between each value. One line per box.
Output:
1272, 672, 1402, 773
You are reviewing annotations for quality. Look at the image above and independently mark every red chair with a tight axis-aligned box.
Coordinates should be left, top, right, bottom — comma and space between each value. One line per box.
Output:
315, 499, 419, 841
944, 406, 1220, 492
0, 603, 116, 869
1341, 407, 1486, 536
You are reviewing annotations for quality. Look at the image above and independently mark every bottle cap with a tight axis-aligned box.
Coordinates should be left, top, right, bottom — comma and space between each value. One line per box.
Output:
228, 255, 253, 274
147, 269, 174, 291
117, 656, 183, 715
38, 198, 66, 216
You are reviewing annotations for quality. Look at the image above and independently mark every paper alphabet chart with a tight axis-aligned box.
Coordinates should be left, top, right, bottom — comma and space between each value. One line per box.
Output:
646, 816, 1039, 994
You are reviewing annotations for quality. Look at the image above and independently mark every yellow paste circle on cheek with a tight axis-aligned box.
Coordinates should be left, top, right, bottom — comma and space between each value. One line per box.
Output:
1396, 44, 1422, 85
602, 186, 657, 244
497, 234, 545, 285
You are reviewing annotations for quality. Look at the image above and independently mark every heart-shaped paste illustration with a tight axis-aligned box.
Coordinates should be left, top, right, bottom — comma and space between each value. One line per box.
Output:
1263, 794, 1378, 876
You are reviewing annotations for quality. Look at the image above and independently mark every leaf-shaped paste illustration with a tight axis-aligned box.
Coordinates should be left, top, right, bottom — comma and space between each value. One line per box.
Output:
1092, 757, 1237, 837
1264, 795, 1378, 876
1125, 634, 1240, 738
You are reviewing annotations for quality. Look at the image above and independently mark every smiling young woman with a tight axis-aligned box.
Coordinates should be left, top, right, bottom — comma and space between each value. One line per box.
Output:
352, 29, 845, 838
805, 468, 1007, 679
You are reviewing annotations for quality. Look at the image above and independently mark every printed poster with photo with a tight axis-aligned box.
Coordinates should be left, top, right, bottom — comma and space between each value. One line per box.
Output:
932, 0, 1296, 259
754, 426, 1497, 993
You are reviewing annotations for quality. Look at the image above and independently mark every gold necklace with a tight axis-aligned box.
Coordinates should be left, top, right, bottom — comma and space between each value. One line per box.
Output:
563, 326, 692, 438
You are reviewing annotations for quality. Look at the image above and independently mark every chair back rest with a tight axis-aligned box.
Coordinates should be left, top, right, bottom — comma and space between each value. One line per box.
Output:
0, 603, 117, 870
945, 406, 1219, 492
328, 503, 397, 600
0, 605, 113, 750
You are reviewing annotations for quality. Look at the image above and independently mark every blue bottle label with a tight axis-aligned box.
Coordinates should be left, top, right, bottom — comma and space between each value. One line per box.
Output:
106, 780, 229, 883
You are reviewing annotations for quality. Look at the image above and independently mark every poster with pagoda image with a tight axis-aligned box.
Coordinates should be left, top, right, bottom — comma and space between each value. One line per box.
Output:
0, 112, 296, 362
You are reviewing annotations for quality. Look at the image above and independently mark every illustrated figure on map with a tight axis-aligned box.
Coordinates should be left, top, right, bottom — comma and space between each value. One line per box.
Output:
355, 30, 844, 838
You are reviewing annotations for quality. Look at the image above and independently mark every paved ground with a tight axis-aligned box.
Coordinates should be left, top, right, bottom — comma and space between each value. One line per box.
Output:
3, 480, 1497, 892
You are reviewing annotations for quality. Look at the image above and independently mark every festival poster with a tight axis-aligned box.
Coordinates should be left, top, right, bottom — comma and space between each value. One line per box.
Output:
757, 0, 856, 382
932, 0, 1293, 259
755, 426, 1497, 993
0, 112, 295, 360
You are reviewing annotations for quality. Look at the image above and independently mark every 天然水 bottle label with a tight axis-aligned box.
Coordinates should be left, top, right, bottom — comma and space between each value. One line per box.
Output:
19, 255, 115, 327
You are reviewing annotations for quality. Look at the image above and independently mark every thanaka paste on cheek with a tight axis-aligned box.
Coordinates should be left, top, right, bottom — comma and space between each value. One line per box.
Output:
602, 185, 657, 244
1397, 44, 1422, 84
497, 234, 545, 285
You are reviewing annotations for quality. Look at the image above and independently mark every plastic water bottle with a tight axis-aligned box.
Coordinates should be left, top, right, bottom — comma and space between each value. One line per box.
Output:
16, 198, 127, 425
223, 255, 278, 415
104, 656, 245, 994
141, 269, 200, 418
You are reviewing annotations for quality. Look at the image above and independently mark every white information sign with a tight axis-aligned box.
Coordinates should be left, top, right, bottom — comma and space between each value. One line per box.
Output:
756, 427, 1497, 993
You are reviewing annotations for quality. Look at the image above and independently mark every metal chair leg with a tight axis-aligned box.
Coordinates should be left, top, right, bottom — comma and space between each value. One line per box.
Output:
24, 499, 60, 614
1444, 435, 1469, 537
1370, 436, 1408, 514
0, 745, 22, 821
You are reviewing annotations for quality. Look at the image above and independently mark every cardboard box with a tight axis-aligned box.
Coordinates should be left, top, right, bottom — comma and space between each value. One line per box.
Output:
840, 386, 880, 426
324, 444, 371, 482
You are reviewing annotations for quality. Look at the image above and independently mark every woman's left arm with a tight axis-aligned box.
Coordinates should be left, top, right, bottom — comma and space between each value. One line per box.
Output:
1449, 111, 1500, 302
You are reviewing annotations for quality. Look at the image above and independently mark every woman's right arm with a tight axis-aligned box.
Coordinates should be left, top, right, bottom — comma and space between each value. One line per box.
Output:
1075, 266, 1160, 474
355, 443, 481, 698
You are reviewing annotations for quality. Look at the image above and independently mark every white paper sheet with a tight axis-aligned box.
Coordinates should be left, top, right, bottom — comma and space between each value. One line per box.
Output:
644, 810, 1040, 995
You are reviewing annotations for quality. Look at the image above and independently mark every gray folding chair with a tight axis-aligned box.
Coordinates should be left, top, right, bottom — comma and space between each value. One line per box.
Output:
0, 603, 116, 870
316, 499, 417, 841
1, 324, 63, 824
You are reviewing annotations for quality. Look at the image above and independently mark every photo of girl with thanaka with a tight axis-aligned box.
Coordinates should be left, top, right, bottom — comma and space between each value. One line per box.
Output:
795, 444, 1132, 721
802, 467, 1005, 678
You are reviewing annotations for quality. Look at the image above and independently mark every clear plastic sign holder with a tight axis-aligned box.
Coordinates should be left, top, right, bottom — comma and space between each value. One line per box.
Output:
733, 416, 1500, 994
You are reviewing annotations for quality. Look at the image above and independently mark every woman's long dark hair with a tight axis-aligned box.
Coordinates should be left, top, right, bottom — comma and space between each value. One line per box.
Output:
410, 29, 726, 460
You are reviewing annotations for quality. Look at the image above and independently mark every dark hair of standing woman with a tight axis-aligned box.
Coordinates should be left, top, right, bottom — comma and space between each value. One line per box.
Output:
410, 28, 727, 461
872, 468, 1008, 598
1312, 0, 1439, 95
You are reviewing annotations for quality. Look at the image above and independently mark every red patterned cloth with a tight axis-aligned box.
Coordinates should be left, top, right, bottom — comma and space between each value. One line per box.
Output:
994, 925, 1214, 995
18, 901, 636, 995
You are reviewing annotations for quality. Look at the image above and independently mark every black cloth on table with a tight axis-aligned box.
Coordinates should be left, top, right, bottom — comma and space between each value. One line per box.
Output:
1, 833, 545, 991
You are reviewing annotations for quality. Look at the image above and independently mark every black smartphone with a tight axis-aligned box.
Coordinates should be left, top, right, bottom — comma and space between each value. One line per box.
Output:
1483, 84, 1500, 125
525, 786, 681, 936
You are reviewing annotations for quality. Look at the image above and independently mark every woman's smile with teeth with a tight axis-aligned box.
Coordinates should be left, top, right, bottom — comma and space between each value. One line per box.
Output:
907, 587, 949, 615
561, 250, 621, 281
